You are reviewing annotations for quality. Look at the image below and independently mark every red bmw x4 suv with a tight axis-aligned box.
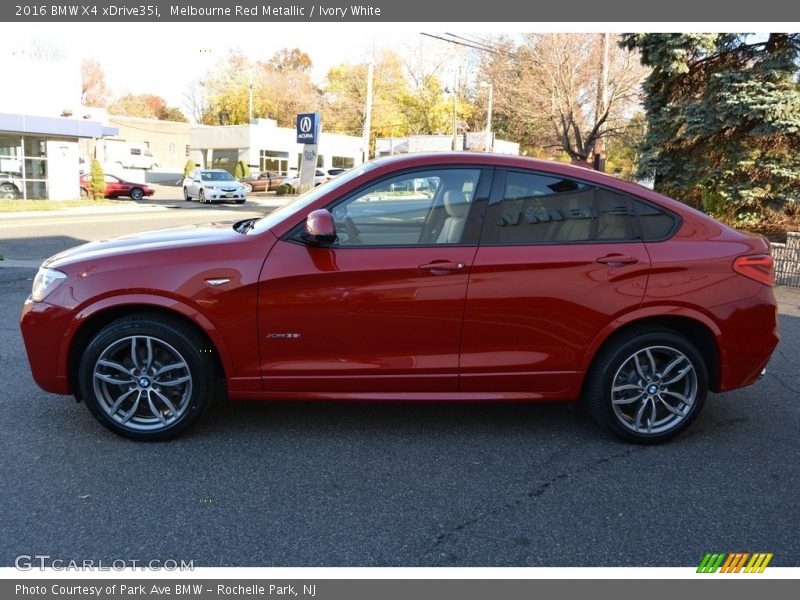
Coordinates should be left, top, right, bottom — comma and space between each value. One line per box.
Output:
20, 153, 779, 442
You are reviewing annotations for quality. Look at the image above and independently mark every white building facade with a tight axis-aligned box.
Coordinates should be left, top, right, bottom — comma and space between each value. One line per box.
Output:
190, 119, 364, 175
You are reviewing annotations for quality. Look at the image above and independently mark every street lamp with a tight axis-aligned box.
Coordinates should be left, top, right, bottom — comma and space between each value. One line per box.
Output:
480, 81, 493, 152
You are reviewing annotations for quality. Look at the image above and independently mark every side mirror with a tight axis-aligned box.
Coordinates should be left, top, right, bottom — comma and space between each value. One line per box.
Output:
303, 209, 337, 245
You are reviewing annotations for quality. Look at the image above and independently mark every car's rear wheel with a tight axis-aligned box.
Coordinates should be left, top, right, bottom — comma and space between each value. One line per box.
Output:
183, 187, 191, 201
585, 330, 707, 444
130, 188, 144, 200
78, 316, 214, 440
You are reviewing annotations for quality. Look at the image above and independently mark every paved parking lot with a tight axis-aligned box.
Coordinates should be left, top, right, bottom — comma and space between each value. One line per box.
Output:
1, 206, 798, 567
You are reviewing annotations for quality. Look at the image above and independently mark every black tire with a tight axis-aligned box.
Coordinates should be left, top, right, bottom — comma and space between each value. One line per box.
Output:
584, 329, 708, 444
78, 315, 215, 441
129, 188, 144, 201
198, 189, 206, 204
79, 187, 89, 199
183, 187, 192, 201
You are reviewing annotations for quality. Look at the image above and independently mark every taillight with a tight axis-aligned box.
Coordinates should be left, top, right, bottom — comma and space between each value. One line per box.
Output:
733, 254, 774, 286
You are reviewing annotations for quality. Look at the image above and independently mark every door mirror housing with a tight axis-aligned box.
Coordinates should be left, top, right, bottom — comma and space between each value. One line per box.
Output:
303, 209, 337, 245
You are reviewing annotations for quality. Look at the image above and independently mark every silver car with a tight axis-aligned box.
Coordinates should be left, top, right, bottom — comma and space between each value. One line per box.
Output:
183, 169, 246, 204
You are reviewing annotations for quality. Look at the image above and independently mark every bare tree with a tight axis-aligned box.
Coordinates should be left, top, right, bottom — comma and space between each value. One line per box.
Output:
483, 33, 648, 161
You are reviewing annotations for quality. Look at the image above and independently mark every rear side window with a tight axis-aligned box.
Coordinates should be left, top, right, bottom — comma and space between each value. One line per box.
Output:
492, 171, 595, 244
483, 170, 678, 245
633, 199, 677, 240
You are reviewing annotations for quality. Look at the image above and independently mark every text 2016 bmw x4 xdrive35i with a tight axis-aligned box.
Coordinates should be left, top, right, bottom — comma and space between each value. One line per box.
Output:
20, 154, 779, 442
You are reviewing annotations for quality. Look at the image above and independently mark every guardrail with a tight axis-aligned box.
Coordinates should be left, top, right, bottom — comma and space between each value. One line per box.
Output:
772, 232, 800, 287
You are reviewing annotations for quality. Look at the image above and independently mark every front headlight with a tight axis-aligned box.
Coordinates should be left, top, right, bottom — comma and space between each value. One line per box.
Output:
31, 267, 67, 302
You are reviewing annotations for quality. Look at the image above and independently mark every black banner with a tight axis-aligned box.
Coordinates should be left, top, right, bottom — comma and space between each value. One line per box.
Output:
2, 0, 799, 22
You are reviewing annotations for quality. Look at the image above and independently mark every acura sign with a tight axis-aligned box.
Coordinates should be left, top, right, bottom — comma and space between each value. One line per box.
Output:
296, 112, 320, 144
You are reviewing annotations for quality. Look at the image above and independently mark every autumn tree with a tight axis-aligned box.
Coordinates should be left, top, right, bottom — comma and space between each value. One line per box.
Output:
195, 49, 322, 127
81, 59, 110, 107
480, 34, 647, 161
324, 51, 409, 143
108, 94, 188, 122
621, 33, 800, 220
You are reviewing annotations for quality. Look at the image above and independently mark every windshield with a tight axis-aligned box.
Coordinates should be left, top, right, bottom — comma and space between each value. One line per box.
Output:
202, 171, 236, 182
249, 163, 378, 234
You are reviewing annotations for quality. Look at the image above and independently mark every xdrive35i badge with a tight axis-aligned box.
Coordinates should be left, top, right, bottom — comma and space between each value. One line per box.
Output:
266, 333, 301, 339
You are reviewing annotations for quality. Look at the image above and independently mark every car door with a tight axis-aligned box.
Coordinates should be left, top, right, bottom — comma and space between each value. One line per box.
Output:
258, 166, 491, 394
104, 175, 124, 197
459, 169, 651, 394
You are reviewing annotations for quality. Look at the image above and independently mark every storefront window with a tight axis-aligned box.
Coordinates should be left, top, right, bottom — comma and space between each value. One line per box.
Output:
0, 135, 49, 200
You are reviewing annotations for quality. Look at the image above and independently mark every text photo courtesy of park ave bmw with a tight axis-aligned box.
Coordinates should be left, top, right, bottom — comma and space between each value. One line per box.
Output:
1, 0, 799, 592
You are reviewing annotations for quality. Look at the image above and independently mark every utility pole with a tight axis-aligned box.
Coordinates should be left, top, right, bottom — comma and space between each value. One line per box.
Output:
248, 68, 254, 123
362, 62, 374, 163
593, 32, 610, 171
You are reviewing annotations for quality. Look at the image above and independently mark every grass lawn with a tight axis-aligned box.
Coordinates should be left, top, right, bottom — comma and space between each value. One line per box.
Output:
0, 198, 121, 213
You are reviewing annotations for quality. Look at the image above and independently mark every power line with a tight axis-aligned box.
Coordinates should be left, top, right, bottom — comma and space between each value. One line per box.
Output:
420, 32, 502, 55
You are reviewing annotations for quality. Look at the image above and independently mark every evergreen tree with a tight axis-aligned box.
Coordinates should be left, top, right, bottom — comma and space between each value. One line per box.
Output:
90, 159, 105, 200
621, 33, 800, 221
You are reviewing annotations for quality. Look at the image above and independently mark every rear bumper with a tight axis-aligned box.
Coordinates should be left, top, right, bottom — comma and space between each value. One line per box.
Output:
711, 285, 779, 392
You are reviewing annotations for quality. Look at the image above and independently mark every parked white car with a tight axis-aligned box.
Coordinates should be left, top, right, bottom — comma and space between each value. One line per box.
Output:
282, 169, 330, 192
183, 169, 247, 204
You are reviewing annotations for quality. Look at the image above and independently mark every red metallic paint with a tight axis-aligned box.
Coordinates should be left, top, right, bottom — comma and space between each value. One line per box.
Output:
20, 153, 779, 410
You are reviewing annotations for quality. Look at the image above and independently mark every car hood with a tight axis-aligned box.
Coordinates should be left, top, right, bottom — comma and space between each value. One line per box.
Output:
43, 221, 244, 270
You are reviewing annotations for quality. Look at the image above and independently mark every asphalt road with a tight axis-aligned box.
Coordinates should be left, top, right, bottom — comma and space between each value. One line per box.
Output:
1, 206, 799, 567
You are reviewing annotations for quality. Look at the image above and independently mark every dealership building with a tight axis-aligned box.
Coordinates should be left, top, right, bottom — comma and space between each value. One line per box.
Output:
189, 118, 364, 175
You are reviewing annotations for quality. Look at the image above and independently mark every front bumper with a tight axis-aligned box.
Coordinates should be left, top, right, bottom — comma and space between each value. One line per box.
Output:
20, 298, 75, 395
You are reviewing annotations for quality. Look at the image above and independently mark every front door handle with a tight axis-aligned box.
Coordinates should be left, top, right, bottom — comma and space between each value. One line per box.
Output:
419, 260, 466, 272
595, 254, 639, 266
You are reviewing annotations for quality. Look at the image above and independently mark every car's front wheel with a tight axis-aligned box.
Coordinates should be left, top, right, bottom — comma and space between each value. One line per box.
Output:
0, 183, 18, 199
585, 329, 708, 444
78, 316, 215, 440
243, 183, 253, 193
198, 189, 206, 204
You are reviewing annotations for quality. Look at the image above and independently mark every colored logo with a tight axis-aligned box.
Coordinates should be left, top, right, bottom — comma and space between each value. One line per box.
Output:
697, 552, 773, 573
296, 112, 320, 144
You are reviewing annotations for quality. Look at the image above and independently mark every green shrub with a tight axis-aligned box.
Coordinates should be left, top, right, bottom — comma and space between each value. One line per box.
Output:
276, 183, 293, 196
233, 160, 251, 180
90, 159, 105, 200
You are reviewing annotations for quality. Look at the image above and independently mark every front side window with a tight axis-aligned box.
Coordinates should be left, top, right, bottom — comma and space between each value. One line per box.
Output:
328, 168, 482, 247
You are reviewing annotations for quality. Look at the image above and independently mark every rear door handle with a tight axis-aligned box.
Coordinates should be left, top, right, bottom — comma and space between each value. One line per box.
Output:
595, 254, 639, 266
419, 260, 466, 272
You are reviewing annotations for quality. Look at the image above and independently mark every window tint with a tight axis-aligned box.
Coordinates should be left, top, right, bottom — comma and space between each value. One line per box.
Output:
493, 171, 594, 243
633, 199, 676, 240
331, 169, 481, 246
596, 189, 635, 240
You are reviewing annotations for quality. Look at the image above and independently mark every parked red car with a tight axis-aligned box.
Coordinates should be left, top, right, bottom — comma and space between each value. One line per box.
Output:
22, 153, 778, 442
79, 174, 155, 200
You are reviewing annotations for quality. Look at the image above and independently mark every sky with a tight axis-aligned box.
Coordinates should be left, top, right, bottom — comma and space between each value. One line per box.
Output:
2, 22, 792, 121
1, 23, 434, 113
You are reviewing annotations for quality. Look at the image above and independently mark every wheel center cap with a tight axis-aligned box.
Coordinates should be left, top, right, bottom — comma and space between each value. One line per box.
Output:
647, 384, 658, 394
138, 376, 151, 388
